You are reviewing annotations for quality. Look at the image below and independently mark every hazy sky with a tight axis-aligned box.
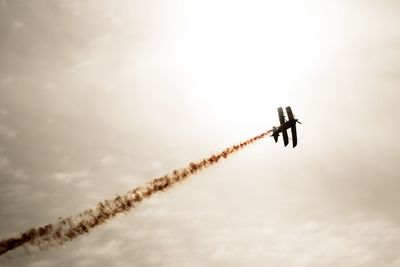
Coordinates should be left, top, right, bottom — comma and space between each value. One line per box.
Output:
1, 0, 400, 266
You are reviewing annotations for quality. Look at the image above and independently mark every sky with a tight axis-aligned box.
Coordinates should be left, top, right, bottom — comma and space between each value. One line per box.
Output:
1, 0, 400, 266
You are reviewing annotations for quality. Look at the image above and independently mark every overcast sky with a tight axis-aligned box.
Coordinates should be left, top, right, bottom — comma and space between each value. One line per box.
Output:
1, 0, 400, 266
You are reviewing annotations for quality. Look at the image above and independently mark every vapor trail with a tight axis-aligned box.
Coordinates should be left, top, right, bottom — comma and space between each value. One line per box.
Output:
0, 129, 272, 256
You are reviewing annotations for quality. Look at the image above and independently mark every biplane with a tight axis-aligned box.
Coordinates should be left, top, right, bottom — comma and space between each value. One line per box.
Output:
272, 106, 301, 148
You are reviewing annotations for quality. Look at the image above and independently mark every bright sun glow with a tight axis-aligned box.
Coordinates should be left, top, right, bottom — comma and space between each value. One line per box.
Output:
173, 0, 322, 136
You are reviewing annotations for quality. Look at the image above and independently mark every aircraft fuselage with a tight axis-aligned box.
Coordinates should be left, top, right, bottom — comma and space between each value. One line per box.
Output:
273, 119, 297, 133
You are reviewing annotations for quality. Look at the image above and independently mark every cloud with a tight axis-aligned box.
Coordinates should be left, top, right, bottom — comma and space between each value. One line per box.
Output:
150, 160, 163, 171
11, 20, 25, 29
100, 154, 116, 166
52, 169, 91, 183
0, 109, 8, 116
30, 42, 50, 53
76, 179, 91, 188
30, 191, 47, 200
1, 183, 30, 198
40, 82, 57, 92
0, 76, 13, 87
0, 124, 17, 139
74, 239, 123, 258
27, 259, 56, 267
193, 217, 400, 267
0, 154, 10, 170
74, 258, 96, 267
88, 34, 113, 48
70, 61, 92, 74
271, 220, 400, 267
12, 169, 29, 181
103, 14, 124, 28
117, 174, 138, 186
72, 1, 81, 16
0, 0, 8, 8
110, 17, 123, 28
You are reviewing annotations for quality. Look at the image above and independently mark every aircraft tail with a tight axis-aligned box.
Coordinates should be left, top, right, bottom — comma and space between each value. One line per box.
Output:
272, 127, 279, 143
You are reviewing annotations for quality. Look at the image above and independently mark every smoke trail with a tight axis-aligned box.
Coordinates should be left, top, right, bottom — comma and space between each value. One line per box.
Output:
0, 129, 272, 256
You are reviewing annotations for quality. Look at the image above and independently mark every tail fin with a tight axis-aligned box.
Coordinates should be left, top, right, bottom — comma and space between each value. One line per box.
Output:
273, 127, 279, 143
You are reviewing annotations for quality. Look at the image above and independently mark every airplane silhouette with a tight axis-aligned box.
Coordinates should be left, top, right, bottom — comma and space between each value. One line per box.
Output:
272, 106, 301, 148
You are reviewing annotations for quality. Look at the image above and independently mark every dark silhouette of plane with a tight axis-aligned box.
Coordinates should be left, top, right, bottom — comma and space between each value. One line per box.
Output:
272, 106, 301, 148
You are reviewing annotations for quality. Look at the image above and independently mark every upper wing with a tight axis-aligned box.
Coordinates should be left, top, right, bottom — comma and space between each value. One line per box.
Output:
278, 107, 285, 125
285, 106, 294, 121
278, 107, 288, 146
286, 106, 297, 147
291, 123, 297, 148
